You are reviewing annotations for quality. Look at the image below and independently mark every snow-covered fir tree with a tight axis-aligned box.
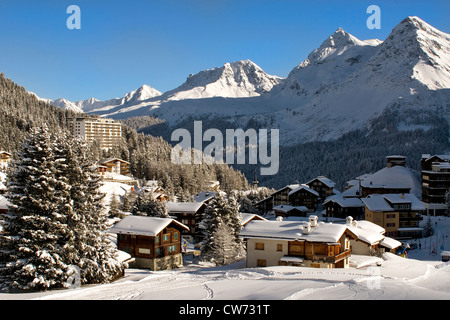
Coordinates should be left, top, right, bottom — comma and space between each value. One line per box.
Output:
197, 193, 244, 264
108, 194, 121, 218
0, 127, 123, 291
0, 126, 71, 290
59, 135, 123, 285
209, 223, 238, 266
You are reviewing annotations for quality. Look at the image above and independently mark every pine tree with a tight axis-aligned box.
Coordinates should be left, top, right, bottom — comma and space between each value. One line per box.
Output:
108, 193, 121, 218
209, 223, 238, 266
197, 193, 244, 264
0, 126, 71, 290
60, 136, 123, 284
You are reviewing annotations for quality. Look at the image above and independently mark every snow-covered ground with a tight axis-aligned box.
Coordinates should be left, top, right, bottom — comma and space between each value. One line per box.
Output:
1, 215, 449, 301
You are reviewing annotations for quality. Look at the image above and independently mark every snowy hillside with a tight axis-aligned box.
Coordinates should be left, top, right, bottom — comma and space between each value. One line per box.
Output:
37, 16, 450, 146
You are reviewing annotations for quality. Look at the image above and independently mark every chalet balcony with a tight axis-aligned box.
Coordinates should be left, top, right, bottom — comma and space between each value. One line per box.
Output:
311, 249, 351, 264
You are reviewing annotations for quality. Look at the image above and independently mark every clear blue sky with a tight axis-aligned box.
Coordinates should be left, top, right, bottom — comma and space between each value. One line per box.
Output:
0, 0, 448, 101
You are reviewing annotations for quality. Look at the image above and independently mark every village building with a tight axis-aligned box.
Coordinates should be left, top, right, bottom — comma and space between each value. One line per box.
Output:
0, 151, 12, 172
344, 216, 401, 255
306, 176, 337, 201
362, 193, 425, 239
421, 154, 450, 216
255, 184, 320, 214
240, 215, 352, 269
167, 202, 205, 242
100, 158, 130, 176
67, 117, 122, 151
109, 216, 189, 270
273, 205, 308, 218
141, 180, 168, 202
323, 196, 364, 220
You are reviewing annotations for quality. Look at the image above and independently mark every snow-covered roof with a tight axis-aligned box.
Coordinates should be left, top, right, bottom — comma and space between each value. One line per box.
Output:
288, 184, 319, 197
323, 195, 364, 208
240, 213, 267, 225
0, 181, 6, 191
101, 158, 130, 165
193, 191, 217, 203
360, 166, 421, 197
361, 194, 425, 212
109, 216, 189, 236
347, 225, 384, 245
167, 202, 204, 213
273, 205, 308, 213
306, 176, 336, 188
379, 237, 402, 250
240, 220, 347, 243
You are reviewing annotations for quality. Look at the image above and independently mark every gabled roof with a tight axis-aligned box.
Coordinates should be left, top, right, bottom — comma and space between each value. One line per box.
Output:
101, 158, 130, 165
273, 205, 308, 213
361, 194, 425, 212
109, 216, 189, 236
323, 195, 364, 208
240, 213, 268, 225
167, 202, 204, 213
306, 176, 336, 188
288, 184, 319, 197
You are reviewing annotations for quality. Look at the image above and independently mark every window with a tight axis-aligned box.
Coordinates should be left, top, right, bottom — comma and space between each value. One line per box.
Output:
138, 248, 151, 255
255, 242, 265, 250
119, 234, 127, 241
386, 214, 396, 219
386, 223, 396, 227
156, 248, 161, 255
174, 232, 178, 240
163, 234, 170, 242
167, 245, 177, 253
277, 244, 283, 252
155, 235, 159, 243
257, 259, 267, 267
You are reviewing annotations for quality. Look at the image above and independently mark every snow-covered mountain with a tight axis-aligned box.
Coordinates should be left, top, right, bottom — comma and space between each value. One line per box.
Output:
41, 16, 450, 145
162, 59, 282, 100
36, 84, 163, 114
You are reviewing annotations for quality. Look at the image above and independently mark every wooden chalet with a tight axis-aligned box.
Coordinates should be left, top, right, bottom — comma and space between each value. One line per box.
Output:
323, 195, 364, 220
306, 176, 336, 201
255, 184, 320, 214
240, 216, 352, 268
167, 202, 205, 242
100, 158, 130, 176
287, 185, 320, 212
109, 216, 189, 270
273, 205, 308, 218
0, 151, 12, 171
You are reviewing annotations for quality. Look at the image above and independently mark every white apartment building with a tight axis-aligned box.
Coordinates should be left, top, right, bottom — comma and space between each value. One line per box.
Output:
67, 117, 122, 150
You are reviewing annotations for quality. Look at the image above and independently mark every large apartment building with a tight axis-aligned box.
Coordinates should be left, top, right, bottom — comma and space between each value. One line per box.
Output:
421, 154, 450, 215
67, 117, 122, 150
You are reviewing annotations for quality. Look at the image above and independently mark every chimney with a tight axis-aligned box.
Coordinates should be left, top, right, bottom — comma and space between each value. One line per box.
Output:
309, 215, 318, 227
302, 222, 311, 234
346, 216, 353, 225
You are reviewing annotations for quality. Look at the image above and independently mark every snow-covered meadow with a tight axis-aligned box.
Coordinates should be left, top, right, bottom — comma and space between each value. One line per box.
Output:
1, 215, 449, 301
